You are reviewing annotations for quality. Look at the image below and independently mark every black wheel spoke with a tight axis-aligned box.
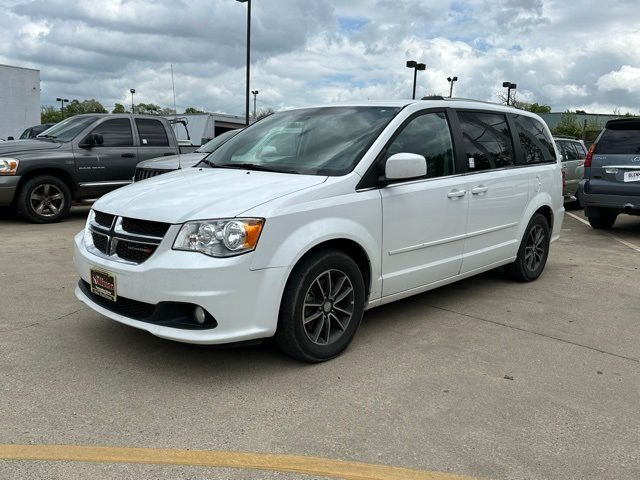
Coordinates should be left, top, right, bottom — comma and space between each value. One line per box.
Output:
303, 269, 354, 346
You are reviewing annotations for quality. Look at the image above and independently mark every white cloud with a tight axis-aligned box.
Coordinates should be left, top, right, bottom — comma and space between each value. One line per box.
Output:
0, 0, 639, 115
597, 66, 640, 93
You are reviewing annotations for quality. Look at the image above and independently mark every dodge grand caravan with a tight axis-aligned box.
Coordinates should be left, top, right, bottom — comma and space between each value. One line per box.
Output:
74, 99, 564, 362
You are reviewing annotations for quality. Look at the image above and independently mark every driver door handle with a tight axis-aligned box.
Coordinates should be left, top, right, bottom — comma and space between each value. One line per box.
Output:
471, 185, 488, 195
121, 153, 136, 158
447, 189, 466, 198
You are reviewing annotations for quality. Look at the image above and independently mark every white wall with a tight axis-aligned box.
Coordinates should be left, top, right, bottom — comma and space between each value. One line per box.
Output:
0, 64, 40, 140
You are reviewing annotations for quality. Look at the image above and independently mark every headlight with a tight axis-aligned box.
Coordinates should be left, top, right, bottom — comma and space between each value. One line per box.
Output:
173, 218, 264, 257
83, 210, 96, 246
0, 158, 19, 175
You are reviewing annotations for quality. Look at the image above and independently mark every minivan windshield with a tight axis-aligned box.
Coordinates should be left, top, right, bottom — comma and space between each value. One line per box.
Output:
36, 116, 99, 142
205, 106, 401, 175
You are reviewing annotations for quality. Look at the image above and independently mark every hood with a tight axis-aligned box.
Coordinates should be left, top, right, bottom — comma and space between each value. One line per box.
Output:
136, 152, 207, 170
94, 167, 327, 223
0, 139, 63, 155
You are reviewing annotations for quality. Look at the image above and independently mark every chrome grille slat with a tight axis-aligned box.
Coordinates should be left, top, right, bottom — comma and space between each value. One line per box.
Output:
88, 211, 171, 265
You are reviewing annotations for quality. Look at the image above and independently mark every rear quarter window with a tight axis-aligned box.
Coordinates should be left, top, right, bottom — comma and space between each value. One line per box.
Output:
596, 122, 640, 154
135, 119, 170, 147
513, 115, 556, 164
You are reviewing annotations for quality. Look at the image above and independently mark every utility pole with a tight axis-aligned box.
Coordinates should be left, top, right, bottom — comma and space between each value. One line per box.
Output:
251, 90, 259, 121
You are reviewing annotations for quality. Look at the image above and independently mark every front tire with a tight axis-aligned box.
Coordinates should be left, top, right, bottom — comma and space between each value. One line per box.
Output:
504, 213, 550, 282
16, 175, 71, 224
275, 250, 366, 362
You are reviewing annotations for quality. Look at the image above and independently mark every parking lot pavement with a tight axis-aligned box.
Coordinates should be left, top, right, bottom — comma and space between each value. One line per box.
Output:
1, 207, 638, 480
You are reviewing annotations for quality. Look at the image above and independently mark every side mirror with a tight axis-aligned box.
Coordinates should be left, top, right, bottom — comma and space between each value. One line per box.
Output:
383, 153, 427, 184
80, 133, 104, 149
7, 136, 14, 141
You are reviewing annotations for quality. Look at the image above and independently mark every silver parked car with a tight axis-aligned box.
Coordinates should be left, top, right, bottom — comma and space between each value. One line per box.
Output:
133, 128, 241, 182
554, 137, 586, 205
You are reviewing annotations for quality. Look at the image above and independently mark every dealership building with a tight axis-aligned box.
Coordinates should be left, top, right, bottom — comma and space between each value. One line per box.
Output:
0, 64, 40, 141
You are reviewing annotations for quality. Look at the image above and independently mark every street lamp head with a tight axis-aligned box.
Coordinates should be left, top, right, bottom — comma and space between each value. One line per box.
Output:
406, 60, 417, 68
502, 81, 511, 88
130, 88, 136, 94
510, 83, 517, 89
416, 63, 426, 71
251, 90, 259, 95
452, 76, 458, 82
447, 77, 451, 82
56, 97, 62, 101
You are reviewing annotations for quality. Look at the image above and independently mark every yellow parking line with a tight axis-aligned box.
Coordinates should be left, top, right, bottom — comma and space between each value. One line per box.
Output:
0, 444, 481, 480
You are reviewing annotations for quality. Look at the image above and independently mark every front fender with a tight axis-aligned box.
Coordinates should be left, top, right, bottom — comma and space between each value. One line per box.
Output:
250, 190, 382, 301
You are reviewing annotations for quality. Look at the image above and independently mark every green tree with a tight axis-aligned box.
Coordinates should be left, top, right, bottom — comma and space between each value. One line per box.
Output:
41, 106, 63, 124
112, 103, 127, 114
65, 99, 107, 116
525, 102, 551, 114
552, 112, 583, 138
184, 107, 204, 114
252, 107, 275, 122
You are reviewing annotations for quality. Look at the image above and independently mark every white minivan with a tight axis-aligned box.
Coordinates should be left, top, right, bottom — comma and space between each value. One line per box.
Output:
74, 99, 563, 362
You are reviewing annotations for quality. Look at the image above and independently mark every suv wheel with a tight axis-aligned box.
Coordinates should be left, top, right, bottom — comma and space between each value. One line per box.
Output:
504, 213, 550, 282
275, 250, 365, 362
587, 210, 617, 230
17, 175, 71, 223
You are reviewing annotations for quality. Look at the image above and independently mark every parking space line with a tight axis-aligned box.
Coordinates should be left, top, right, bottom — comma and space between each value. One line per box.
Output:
565, 212, 640, 253
0, 444, 478, 480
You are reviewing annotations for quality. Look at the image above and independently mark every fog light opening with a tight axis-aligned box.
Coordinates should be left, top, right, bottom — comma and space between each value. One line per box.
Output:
194, 306, 207, 325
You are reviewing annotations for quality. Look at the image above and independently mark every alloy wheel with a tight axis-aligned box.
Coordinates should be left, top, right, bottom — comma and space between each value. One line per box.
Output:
29, 184, 65, 217
524, 225, 545, 271
302, 269, 354, 346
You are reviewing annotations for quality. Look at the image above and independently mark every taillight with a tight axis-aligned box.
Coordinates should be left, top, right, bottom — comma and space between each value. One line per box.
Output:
561, 168, 566, 190
584, 143, 596, 168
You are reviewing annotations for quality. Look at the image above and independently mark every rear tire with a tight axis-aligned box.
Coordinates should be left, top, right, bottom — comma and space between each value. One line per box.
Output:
587, 211, 617, 230
16, 175, 71, 224
275, 249, 365, 363
504, 213, 550, 282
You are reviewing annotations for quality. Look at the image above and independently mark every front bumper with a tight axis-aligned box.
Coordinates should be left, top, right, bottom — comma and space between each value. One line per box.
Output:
0, 176, 20, 206
73, 230, 290, 344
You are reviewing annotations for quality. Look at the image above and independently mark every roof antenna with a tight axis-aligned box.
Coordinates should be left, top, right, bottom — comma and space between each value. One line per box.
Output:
171, 63, 182, 170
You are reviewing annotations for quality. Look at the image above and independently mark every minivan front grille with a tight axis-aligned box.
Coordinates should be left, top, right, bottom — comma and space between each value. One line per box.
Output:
134, 168, 171, 182
87, 211, 171, 265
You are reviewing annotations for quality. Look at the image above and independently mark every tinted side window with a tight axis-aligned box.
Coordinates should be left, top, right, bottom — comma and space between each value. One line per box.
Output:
596, 123, 640, 154
135, 119, 170, 147
91, 119, 133, 147
564, 142, 581, 160
458, 111, 514, 171
513, 115, 555, 164
385, 112, 454, 178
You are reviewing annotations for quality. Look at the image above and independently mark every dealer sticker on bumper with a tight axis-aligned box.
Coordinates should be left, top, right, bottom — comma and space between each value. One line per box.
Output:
90, 268, 117, 302
624, 171, 640, 182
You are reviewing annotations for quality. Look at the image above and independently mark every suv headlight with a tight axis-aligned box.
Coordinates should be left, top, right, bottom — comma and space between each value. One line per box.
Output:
173, 218, 264, 257
0, 158, 19, 175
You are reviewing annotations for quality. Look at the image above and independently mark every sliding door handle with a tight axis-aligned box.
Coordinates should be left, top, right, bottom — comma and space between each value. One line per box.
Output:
471, 186, 488, 195
447, 189, 466, 198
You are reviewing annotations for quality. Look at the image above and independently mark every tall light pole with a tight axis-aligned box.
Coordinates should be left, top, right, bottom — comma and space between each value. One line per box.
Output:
237, 0, 251, 126
130, 88, 136, 114
406, 60, 426, 100
251, 90, 259, 121
502, 82, 517, 105
56, 97, 69, 117
446, 76, 458, 98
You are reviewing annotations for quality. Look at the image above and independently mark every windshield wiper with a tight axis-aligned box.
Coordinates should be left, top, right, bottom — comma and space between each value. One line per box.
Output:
198, 158, 216, 167
215, 162, 299, 174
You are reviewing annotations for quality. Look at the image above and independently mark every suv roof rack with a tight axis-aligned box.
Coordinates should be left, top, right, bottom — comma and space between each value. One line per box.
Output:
419, 96, 506, 107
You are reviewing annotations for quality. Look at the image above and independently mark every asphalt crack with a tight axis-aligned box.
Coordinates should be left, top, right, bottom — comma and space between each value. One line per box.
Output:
418, 301, 640, 364
0, 308, 87, 334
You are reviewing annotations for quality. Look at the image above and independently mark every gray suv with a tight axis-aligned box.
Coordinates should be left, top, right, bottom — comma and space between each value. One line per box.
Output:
578, 118, 640, 229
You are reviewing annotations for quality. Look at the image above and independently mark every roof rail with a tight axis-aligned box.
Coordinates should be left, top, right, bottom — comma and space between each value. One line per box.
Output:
419, 96, 507, 107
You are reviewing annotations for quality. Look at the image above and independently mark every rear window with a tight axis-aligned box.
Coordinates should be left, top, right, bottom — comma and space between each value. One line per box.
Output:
135, 119, 170, 147
596, 122, 640, 154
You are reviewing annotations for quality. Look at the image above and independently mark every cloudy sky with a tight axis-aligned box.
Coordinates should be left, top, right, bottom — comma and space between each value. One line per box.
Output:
1, 0, 639, 116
